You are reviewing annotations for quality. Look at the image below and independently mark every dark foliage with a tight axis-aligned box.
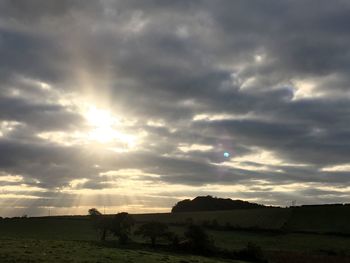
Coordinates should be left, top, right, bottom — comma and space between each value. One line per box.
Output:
88, 208, 108, 241
88, 208, 102, 216
172, 195, 267, 213
183, 224, 214, 253
135, 221, 172, 247
109, 212, 134, 244
88, 209, 134, 244
236, 242, 267, 263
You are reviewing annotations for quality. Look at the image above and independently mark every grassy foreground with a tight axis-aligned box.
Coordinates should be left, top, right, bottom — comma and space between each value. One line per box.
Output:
1, 206, 350, 262
1, 217, 350, 255
0, 239, 243, 263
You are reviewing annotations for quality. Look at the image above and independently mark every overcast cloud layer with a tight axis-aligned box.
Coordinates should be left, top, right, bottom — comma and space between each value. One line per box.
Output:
1, 0, 350, 217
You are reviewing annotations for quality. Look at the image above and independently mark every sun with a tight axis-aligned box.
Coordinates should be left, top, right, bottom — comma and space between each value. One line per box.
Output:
85, 106, 115, 130
84, 106, 136, 146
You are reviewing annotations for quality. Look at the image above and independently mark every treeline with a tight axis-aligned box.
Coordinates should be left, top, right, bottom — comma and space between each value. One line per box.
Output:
88, 208, 267, 262
88, 208, 213, 250
172, 196, 268, 213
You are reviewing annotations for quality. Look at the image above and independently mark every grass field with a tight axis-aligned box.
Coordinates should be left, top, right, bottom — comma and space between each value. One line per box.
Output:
0, 239, 244, 263
0, 217, 94, 240
134, 205, 350, 234
284, 205, 350, 234
133, 208, 291, 230
1, 206, 350, 262
1, 216, 350, 255
207, 230, 350, 253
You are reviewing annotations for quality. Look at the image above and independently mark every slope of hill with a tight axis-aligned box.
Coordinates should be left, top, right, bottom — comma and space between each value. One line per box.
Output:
171, 195, 268, 213
283, 204, 350, 234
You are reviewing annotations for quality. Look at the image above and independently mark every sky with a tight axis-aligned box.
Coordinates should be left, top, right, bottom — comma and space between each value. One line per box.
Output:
1, 0, 350, 217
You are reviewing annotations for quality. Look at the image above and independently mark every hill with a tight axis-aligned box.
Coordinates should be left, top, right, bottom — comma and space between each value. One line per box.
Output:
171, 195, 267, 213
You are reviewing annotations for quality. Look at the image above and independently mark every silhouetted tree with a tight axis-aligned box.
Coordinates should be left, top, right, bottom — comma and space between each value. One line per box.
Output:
88, 208, 108, 241
172, 195, 267, 212
135, 221, 170, 248
109, 212, 134, 244
88, 208, 102, 216
184, 224, 213, 252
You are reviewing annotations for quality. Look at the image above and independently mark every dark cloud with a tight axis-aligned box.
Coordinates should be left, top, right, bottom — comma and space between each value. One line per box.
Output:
0, 95, 83, 131
1, 0, 350, 216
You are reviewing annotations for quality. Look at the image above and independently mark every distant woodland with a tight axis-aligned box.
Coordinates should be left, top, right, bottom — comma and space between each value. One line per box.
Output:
171, 196, 267, 213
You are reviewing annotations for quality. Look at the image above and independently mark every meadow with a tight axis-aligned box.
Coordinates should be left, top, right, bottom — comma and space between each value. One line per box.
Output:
1, 205, 350, 262
133, 205, 350, 234
133, 208, 291, 230
0, 239, 245, 263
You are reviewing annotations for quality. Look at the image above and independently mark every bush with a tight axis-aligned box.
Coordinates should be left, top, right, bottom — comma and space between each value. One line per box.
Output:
183, 224, 214, 253
170, 233, 180, 248
88, 208, 108, 241
237, 242, 267, 262
88, 209, 134, 244
110, 212, 134, 245
135, 221, 171, 248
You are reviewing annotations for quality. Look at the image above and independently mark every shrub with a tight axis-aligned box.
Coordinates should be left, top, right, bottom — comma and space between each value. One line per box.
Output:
109, 212, 134, 245
237, 242, 267, 262
88, 208, 108, 241
135, 221, 171, 248
184, 224, 214, 253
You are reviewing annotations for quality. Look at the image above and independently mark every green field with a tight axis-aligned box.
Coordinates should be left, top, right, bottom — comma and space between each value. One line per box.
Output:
0, 239, 244, 263
1, 217, 350, 254
208, 230, 350, 253
134, 205, 350, 234
2, 218, 350, 254
284, 205, 350, 234
1, 206, 350, 262
0, 217, 94, 240
133, 208, 291, 230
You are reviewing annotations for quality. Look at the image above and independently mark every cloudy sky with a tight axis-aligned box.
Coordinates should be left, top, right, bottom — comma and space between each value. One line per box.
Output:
1, 0, 350, 217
